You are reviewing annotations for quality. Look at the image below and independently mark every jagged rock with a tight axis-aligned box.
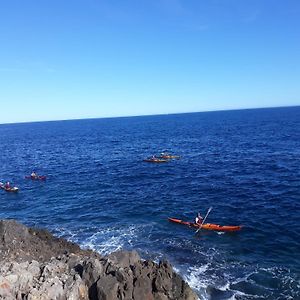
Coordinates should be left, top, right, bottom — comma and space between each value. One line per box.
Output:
27, 261, 41, 277
0, 219, 198, 300
107, 250, 140, 268
0, 220, 85, 263
66, 275, 89, 300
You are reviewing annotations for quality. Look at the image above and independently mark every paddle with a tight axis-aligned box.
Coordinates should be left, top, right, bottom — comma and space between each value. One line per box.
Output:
195, 207, 213, 234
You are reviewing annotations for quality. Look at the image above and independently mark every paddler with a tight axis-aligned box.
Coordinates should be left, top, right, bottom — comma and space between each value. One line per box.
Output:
195, 212, 203, 225
4, 182, 11, 189
31, 171, 38, 179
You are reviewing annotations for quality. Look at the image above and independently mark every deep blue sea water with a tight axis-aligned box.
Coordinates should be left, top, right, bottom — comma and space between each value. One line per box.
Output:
0, 107, 299, 300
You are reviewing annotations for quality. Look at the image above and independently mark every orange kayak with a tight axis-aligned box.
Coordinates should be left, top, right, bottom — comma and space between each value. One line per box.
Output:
168, 217, 242, 232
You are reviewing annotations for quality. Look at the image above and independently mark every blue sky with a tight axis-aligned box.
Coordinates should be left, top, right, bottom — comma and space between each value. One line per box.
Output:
0, 0, 299, 123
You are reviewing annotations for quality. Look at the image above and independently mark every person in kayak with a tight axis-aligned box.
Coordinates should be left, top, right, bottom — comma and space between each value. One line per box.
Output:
31, 171, 38, 179
195, 212, 203, 225
4, 182, 11, 189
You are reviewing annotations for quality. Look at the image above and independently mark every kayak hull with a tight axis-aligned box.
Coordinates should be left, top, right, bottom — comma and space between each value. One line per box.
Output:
25, 175, 46, 181
143, 159, 168, 163
168, 217, 242, 232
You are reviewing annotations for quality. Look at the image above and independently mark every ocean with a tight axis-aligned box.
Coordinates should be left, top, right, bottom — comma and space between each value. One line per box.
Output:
0, 106, 299, 299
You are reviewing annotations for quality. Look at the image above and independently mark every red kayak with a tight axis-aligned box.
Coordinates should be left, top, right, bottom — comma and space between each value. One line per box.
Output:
25, 175, 46, 181
168, 217, 242, 232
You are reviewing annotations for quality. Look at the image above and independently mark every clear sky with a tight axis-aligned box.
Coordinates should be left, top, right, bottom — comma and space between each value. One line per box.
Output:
0, 0, 299, 124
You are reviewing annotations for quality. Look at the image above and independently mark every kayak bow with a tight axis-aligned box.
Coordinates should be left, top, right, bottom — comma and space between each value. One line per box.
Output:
168, 217, 242, 232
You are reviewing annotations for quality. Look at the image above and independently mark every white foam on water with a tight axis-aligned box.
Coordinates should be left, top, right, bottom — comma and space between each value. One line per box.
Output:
47, 223, 142, 255
216, 231, 225, 235
80, 225, 139, 255
182, 261, 268, 300
231, 272, 253, 285
51, 226, 79, 241
218, 281, 231, 291
184, 264, 211, 296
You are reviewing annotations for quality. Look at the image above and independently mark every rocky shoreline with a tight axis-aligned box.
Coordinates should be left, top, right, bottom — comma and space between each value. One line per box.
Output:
0, 219, 198, 300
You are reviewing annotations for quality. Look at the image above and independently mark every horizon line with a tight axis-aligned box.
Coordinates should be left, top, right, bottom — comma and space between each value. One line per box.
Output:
0, 104, 299, 126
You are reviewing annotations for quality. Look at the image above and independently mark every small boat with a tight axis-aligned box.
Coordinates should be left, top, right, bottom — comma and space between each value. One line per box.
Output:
168, 217, 242, 232
25, 175, 47, 181
143, 158, 168, 163
0, 182, 19, 193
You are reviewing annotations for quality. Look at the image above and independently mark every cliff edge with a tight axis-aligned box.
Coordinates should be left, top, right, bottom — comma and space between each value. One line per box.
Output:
0, 219, 198, 300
